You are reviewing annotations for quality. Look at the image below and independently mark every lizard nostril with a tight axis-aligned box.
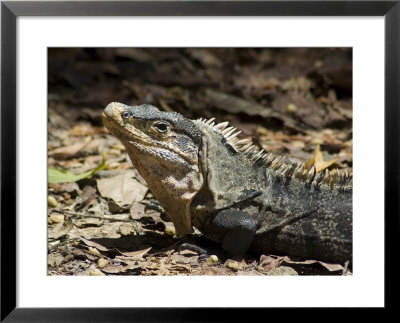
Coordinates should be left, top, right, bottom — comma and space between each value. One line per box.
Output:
104, 103, 115, 117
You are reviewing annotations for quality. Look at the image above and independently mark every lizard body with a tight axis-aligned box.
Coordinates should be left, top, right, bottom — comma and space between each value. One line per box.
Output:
103, 102, 352, 264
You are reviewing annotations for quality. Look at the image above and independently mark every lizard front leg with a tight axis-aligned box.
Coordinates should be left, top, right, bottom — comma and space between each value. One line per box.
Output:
205, 209, 258, 256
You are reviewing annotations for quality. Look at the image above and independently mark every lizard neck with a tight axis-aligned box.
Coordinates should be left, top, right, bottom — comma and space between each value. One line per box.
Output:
125, 146, 203, 236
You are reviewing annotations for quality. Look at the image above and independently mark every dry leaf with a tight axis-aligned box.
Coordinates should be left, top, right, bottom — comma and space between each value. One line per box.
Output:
305, 144, 337, 172
97, 171, 148, 208
120, 246, 152, 258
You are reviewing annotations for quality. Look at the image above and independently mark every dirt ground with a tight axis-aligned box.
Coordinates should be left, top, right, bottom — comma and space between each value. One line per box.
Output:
48, 48, 352, 276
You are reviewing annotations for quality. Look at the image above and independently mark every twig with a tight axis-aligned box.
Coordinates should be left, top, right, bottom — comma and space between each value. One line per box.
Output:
52, 209, 133, 222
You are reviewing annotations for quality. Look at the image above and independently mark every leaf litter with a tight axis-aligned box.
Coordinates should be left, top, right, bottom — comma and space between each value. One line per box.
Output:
48, 48, 352, 276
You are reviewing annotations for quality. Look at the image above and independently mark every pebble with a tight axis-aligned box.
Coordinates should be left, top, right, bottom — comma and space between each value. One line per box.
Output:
48, 213, 64, 224
164, 225, 176, 236
225, 259, 239, 271
48, 195, 58, 207
314, 60, 323, 68
286, 103, 297, 113
207, 255, 219, 264
89, 269, 105, 276
97, 258, 108, 268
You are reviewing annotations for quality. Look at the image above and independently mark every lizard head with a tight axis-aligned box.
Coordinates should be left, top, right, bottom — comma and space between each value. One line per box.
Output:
102, 102, 204, 235
103, 102, 202, 164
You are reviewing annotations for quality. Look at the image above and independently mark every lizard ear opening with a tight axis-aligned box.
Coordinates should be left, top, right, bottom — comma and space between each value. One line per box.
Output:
198, 126, 253, 210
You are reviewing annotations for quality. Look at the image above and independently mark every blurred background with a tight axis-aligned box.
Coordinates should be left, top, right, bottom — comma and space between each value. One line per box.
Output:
48, 48, 352, 166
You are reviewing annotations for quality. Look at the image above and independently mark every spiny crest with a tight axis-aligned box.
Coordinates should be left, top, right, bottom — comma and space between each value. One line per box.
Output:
197, 117, 352, 189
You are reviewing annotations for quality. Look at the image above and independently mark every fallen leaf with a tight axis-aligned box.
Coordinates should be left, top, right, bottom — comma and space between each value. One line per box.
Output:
272, 92, 327, 129
305, 144, 337, 172
48, 221, 74, 240
266, 266, 298, 276
80, 237, 111, 252
97, 170, 148, 208
206, 89, 273, 118
69, 123, 104, 136
80, 237, 151, 259
119, 246, 152, 258
130, 202, 146, 220
89, 269, 106, 276
258, 255, 289, 272
118, 223, 133, 236
187, 48, 223, 68
48, 141, 89, 160
49, 138, 100, 160
48, 151, 106, 183
72, 217, 104, 228
206, 89, 301, 130
48, 182, 81, 197
281, 259, 347, 275
48, 254, 65, 267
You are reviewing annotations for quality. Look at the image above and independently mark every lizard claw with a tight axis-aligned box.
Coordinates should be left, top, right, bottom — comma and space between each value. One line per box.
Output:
178, 242, 209, 260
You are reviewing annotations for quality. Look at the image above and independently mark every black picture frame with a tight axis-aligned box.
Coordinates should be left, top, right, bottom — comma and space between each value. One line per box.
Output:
1, 1, 398, 321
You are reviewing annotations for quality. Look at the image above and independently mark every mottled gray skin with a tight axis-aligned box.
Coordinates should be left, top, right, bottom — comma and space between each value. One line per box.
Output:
190, 121, 352, 264
103, 103, 352, 264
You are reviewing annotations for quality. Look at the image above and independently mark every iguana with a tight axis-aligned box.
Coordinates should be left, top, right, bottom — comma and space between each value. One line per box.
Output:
102, 102, 352, 264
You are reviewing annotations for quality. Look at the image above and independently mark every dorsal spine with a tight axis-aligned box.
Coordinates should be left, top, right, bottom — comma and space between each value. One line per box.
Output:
197, 117, 352, 189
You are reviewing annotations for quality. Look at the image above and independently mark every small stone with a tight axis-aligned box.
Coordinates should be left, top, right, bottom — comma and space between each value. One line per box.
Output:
48, 213, 64, 224
164, 225, 176, 236
48, 240, 60, 247
225, 259, 239, 271
89, 269, 105, 276
206, 255, 219, 264
48, 195, 58, 207
106, 161, 121, 169
286, 103, 297, 113
97, 258, 108, 268
256, 126, 269, 136
314, 60, 323, 68
87, 247, 101, 257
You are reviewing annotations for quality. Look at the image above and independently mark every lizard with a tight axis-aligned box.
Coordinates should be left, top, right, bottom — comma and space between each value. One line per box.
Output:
102, 102, 352, 264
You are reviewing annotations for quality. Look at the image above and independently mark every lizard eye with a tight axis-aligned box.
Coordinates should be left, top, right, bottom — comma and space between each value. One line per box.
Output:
153, 121, 169, 133
121, 111, 130, 119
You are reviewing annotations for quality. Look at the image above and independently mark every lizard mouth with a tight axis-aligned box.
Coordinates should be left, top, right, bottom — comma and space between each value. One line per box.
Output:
102, 103, 149, 145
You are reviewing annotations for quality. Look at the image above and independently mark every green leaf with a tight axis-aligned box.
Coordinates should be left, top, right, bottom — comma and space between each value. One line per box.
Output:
48, 151, 106, 183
